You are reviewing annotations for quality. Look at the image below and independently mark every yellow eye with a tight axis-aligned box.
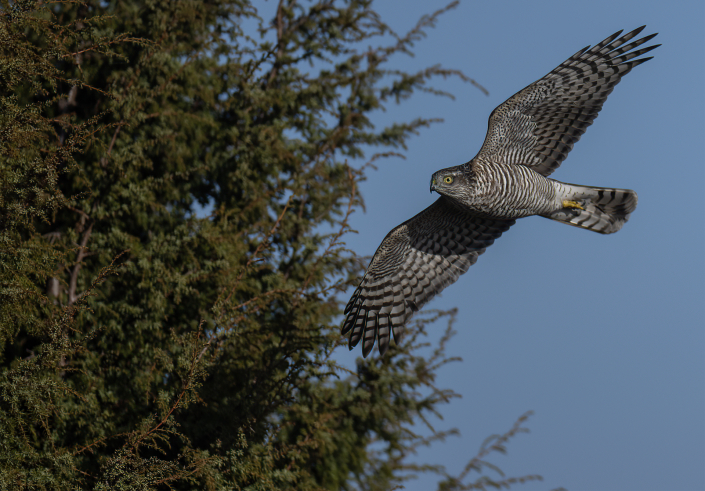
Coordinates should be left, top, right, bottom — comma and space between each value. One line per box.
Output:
443, 176, 454, 184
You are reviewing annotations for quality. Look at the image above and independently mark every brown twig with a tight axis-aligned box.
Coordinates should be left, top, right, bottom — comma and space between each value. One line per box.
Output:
129, 390, 187, 450
458, 411, 534, 482
267, 0, 287, 87
298, 165, 356, 297
68, 220, 94, 305
73, 432, 129, 456
130, 324, 208, 450
219, 195, 293, 313
107, 124, 121, 156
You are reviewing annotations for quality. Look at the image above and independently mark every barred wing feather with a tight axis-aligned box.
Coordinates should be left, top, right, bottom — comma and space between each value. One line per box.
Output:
475, 26, 658, 176
342, 197, 514, 357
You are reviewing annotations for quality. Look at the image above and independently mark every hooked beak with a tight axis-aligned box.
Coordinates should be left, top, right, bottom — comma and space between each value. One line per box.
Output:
430, 178, 436, 193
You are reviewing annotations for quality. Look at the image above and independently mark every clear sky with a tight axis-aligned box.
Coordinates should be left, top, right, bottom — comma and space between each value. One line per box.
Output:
331, 1, 704, 490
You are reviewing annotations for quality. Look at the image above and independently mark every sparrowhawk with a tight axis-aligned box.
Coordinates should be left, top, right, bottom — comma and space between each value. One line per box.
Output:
342, 26, 658, 357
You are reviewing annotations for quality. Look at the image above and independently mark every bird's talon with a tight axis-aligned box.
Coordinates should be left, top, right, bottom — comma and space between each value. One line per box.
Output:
562, 199, 584, 210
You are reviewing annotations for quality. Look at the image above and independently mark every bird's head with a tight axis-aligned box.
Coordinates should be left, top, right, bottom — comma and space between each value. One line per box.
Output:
430, 166, 470, 200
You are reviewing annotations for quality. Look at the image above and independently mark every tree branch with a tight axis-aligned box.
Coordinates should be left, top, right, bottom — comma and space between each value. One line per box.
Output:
267, 0, 287, 87
68, 220, 94, 305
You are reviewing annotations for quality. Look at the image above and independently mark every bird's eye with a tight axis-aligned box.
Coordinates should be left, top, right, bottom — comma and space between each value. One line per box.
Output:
444, 176, 454, 184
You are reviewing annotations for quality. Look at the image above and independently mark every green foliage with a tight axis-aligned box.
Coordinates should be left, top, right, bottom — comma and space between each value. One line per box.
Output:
0, 1, 546, 489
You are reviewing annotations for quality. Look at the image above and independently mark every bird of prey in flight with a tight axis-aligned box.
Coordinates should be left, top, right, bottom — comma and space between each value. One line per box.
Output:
342, 26, 658, 357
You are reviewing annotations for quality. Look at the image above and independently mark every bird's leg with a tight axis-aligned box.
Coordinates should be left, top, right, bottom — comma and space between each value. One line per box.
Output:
562, 199, 584, 210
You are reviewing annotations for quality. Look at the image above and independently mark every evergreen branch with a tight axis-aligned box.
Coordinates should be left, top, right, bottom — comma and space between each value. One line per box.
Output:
454, 412, 536, 484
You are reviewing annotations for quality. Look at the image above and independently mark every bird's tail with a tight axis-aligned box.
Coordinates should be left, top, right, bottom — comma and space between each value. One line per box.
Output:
543, 182, 638, 234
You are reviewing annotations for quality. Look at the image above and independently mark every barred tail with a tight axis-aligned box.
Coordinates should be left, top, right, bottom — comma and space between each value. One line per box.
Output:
544, 183, 638, 234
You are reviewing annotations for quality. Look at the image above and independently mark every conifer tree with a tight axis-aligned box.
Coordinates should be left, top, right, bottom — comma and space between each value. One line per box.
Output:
0, 1, 545, 489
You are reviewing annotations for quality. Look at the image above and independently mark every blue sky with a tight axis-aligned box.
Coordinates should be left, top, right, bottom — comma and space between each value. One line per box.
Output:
328, 1, 704, 490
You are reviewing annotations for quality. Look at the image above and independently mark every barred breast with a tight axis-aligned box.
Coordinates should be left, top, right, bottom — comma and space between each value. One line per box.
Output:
463, 160, 558, 219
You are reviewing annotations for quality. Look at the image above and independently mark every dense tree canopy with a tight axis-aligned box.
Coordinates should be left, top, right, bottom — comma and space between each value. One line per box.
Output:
0, 1, 545, 489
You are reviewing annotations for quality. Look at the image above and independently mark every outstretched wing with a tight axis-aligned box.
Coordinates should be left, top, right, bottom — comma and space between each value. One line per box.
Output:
475, 26, 659, 176
342, 197, 514, 357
